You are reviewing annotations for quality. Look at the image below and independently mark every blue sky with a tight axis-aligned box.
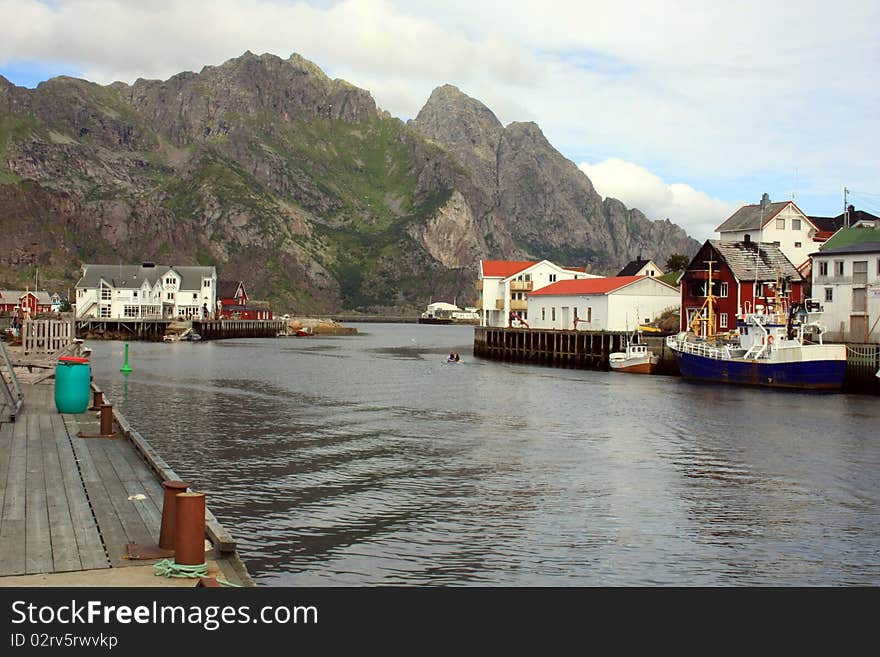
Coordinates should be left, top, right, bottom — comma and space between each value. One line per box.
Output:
2, 0, 878, 240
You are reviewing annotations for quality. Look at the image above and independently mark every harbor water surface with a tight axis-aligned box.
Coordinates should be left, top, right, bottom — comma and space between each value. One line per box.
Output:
88, 324, 880, 586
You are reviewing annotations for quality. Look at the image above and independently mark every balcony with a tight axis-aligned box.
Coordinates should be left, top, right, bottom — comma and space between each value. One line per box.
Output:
510, 281, 533, 291
510, 299, 527, 311
495, 299, 505, 310
813, 276, 853, 286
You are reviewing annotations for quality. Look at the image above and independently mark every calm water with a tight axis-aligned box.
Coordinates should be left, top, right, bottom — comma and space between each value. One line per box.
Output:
87, 324, 880, 586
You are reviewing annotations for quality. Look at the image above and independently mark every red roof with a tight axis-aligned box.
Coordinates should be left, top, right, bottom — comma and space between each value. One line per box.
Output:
530, 276, 644, 296
480, 260, 539, 278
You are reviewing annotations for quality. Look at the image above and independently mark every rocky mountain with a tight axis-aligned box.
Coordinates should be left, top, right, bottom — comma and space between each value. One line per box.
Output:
0, 52, 698, 313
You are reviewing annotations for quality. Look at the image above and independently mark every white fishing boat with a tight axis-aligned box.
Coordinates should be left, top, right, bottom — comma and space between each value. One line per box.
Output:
609, 333, 659, 374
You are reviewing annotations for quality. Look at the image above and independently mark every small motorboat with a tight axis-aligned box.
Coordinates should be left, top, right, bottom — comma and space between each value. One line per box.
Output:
163, 328, 202, 342
609, 333, 658, 374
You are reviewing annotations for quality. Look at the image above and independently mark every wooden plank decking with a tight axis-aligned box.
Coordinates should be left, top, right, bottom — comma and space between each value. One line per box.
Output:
0, 380, 252, 584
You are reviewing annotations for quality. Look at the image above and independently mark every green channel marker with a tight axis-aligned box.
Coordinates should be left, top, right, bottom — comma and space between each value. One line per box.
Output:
120, 342, 133, 373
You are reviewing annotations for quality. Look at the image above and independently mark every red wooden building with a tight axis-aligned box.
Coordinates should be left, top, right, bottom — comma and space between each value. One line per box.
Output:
0, 290, 53, 317
216, 280, 272, 320
679, 240, 805, 333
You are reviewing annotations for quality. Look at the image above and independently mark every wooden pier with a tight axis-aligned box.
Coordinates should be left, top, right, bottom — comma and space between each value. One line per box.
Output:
473, 327, 880, 394
76, 318, 286, 341
0, 378, 254, 585
473, 326, 679, 374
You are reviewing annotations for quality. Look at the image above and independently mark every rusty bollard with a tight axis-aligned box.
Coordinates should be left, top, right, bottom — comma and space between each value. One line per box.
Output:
175, 492, 207, 566
158, 481, 190, 550
77, 403, 117, 438
89, 389, 104, 411
99, 404, 114, 436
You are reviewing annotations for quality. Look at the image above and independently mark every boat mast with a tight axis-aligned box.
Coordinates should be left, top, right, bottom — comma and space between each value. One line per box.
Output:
690, 259, 718, 339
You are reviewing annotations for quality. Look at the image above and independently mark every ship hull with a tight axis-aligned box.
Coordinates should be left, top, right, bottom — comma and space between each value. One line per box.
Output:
673, 350, 846, 390
610, 360, 657, 374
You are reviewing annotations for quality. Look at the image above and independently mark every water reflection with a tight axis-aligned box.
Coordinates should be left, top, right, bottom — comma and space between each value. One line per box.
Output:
87, 325, 880, 586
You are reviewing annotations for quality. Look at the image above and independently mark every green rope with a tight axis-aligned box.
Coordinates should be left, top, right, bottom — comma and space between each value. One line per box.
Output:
216, 578, 242, 587
153, 558, 208, 579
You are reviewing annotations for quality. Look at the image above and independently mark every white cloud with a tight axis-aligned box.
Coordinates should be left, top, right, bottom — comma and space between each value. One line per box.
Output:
579, 159, 738, 241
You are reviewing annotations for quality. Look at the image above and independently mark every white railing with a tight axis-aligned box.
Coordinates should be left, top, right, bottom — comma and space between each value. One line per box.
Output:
667, 334, 727, 360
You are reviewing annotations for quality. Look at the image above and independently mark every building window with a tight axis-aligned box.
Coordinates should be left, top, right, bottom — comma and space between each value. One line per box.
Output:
551, 307, 556, 322
819, 261, 828, 276
100, 287, 111, 301
123, 305, 140, 318
100, 305, 111, 318
573, 307, 578, 322
877, 259, 880, 275
541, 307, 545, 321
718, 282, 729, 297
165, 276, 175, 285
192, 293, 198, 300
203, 280, 211, 288
586, 307, 592, 322
794, 241, 802, 248
549, 274, 557, 282
167, 292, 174, 301
853, 261, 868, 285
825, 288, 833, 302
719, 313, 728, 329
776, 218, 785, 230
521, 312, 527, 320
792, 218, 801, 231
834, 261, 844, 276
133, 290, 138, 298
853, 288, 867, 312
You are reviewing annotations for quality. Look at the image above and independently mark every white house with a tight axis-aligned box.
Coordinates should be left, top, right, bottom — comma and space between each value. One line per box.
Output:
478, 260, 600, 327
527, 276, 680, 332
716, 193, 819, 273
75, 263, 217, 320
810, 227, 880, 343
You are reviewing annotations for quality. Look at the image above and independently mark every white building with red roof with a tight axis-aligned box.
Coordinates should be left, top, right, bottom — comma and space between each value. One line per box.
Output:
478, 260, 598, 327
527, 276, 680, 331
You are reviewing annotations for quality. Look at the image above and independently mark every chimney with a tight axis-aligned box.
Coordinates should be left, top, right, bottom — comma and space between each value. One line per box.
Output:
760, 193, 770, 209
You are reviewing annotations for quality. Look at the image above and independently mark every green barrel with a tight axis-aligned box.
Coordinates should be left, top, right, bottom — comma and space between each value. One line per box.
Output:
54, 356, 91, 414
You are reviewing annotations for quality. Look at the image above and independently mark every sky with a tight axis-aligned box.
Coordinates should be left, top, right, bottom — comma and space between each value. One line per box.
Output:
1, 0, 878, 241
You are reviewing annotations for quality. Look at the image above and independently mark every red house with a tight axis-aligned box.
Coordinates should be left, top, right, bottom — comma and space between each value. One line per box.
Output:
679, 240, 804, 333
0, 290, 53, 317
216, 280, 272, 320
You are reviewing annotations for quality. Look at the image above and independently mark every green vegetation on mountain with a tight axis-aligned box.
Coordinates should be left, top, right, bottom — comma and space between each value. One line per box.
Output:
0, 52, 697, 313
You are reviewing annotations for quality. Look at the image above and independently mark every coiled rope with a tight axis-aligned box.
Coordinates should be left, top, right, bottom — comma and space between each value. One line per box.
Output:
153, 559, 242, 587
153, 559, 208, 578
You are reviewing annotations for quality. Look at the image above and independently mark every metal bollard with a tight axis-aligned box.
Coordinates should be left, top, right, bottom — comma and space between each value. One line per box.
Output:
99, 404, 114, 436
158, 481, 190, 550
89, 389, 104, 411
174, 492, 207, 566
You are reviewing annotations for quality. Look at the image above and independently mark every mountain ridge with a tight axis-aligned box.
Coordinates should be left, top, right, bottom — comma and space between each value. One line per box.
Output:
0, 51, 698, 312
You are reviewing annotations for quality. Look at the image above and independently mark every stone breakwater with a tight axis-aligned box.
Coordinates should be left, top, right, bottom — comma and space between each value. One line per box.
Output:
286, 317, 358, 335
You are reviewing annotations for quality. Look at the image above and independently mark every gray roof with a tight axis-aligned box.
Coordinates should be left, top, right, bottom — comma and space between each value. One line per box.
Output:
617, 259, 652, 276
709, 240, 802, 281
76, 264, 215, 290
0, 290, 53, 304
716, 201, 791, 232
